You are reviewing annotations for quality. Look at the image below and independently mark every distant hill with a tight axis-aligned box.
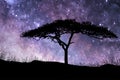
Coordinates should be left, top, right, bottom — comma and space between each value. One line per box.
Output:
0, 59, 120, 78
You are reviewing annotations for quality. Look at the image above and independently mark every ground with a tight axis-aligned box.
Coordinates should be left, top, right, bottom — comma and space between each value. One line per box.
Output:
0, 59, 119, 79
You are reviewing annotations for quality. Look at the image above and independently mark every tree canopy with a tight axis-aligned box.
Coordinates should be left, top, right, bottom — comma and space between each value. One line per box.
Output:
21, 19, 117, 39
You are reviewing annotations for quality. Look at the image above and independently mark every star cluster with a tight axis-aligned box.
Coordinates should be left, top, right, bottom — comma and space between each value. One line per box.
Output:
0, 0, 120, 66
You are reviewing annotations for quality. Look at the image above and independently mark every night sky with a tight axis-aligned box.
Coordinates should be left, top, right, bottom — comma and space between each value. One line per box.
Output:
0, 0, 120, 66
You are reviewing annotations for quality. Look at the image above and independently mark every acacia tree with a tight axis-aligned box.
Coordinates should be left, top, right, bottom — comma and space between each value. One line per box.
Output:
21, 19, 117, 64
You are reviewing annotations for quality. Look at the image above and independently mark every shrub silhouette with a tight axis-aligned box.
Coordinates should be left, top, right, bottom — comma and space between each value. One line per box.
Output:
21, 19, 117, 64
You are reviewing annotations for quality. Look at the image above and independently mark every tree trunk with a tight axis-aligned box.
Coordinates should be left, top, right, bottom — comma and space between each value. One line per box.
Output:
64, 49, 68, 64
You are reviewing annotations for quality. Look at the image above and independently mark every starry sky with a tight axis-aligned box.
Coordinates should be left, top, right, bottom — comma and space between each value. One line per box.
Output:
0, 0, 120, 66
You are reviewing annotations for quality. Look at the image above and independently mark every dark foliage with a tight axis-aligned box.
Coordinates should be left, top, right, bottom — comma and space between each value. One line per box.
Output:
21, 19, 117, 39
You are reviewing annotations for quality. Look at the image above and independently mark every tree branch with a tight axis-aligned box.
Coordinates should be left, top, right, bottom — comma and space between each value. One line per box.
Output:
46, 35, 67, 50
61, 43, 66, 50
55, 37, 67, 50
67, 32, 74, 49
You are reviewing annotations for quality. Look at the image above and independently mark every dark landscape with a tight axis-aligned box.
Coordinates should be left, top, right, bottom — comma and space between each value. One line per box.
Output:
1, 0, 120, 79
0, 59, 120, 78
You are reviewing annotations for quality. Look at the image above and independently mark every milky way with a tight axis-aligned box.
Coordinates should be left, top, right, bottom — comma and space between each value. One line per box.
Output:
0, 0, 120, 66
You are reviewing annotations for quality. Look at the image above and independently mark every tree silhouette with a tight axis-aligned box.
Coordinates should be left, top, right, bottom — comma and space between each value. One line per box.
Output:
21, 19, 117, 64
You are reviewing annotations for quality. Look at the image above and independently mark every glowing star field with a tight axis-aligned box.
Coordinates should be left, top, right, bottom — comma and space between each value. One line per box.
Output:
0, 0, 120, 66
